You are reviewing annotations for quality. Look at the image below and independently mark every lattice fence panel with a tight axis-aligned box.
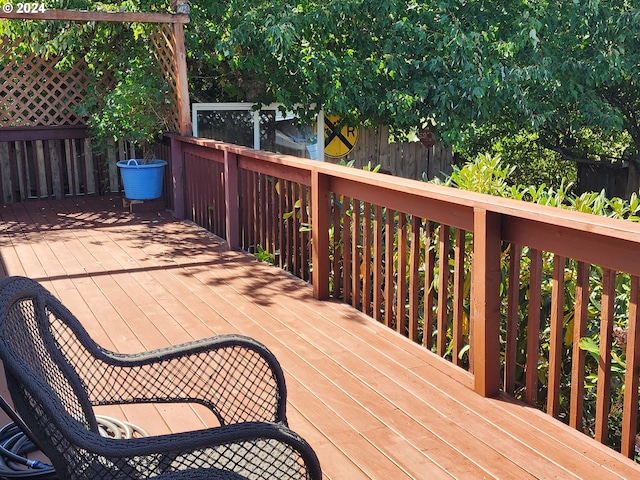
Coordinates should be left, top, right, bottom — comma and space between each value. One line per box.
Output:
0, 38, 116, 127
150, 23, 179, 133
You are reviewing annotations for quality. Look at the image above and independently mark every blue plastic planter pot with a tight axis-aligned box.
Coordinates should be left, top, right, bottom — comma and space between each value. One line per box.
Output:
117, 159, 167, 200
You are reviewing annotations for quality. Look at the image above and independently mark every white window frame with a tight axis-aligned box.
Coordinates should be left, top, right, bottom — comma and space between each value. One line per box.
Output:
192, 103, 324, 156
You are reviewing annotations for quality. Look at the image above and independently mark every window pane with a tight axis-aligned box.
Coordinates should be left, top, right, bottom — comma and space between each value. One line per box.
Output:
195, 110, 254, 148
262, 112, 318, 160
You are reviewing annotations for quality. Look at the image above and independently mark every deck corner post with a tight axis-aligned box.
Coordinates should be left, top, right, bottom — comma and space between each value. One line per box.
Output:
311, 169, 331, 300
169, 135, 185, 220
224, 150, 241, 250
472, 208, 502, 397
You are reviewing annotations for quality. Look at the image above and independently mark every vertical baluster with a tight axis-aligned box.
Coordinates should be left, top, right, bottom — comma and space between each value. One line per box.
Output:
83, 137, 94, 195
289, 183, 302, 277
40, 139, 52, 197
285, 181, 294, 274
265, 176, 274, 256
373, 205, 383, 321
408, 215, 421, 342
352, 199, 361, 310
215, 160, 221, 234
252, 172, 259, 250
245, 170, 253, 249
216, 161, 223, 235
437, 225, 450, 357
204, 158, 211, 231
222, 162, 228, 238
55, 139, 66, 197
66, 138, 77, 197
332, 195, 342, 299
595, 268, 615, 443
31, 138, 43, 197
362, 202, 373, 316
342, 196, 352, 304
278, 179, 286, 269
452, 228, 466, 366
261, 174, 268, 254
384, 208, 394, 328
185, 153, 192, 222
207, 159, 213, 232
240, 169, 248, 249
570, 261, 589, 431
547, 254, 566, 417
301, 185, 309, 281
525, 248, 543, 405
423, 221, 435, 349
504, 243, 521, 393
194, 155, 202, 226
396, 212, 407, 335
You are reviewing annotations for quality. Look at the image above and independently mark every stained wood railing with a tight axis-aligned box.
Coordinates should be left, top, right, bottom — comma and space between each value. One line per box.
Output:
0, 126, 100, 203
168, 134, 640, 460
0, 126, 175, 205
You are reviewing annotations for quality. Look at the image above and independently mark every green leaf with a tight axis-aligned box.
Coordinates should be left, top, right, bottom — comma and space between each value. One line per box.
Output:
578, 337, 599, 355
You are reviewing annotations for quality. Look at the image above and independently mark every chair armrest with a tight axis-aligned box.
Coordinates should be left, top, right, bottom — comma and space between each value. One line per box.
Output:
80, 334, 288, 425
52, 420, 322, 480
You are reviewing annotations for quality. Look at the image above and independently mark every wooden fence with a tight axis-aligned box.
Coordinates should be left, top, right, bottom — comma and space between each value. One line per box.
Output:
167, 134, 640, 460
577, 161, 637, 199
335, 125, 455, 181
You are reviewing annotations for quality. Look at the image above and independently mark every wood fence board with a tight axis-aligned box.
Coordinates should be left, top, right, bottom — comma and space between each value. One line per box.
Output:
330, 126, 452, 181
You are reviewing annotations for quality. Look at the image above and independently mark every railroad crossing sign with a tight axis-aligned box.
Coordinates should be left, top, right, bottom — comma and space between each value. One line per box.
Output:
324, 115, 358, 157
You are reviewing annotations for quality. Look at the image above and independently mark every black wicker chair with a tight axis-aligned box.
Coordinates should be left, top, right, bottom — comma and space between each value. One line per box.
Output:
0, 276, 321, 479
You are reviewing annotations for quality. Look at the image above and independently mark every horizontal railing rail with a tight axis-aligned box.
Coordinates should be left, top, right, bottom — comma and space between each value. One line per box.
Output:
168, 134, 640, 460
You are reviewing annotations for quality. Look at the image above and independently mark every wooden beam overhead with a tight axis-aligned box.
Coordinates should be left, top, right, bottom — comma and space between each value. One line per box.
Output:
0, 9, 189, 24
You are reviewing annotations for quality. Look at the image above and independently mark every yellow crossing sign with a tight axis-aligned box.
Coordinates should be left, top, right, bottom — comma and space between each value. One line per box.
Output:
324, 115, 358, 157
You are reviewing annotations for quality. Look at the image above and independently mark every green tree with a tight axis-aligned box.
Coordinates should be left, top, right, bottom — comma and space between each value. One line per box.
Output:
3, 1, 639, 173
190, 1, 638, 161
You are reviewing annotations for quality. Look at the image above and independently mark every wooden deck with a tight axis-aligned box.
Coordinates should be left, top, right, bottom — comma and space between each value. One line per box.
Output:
1, 196, 639, 479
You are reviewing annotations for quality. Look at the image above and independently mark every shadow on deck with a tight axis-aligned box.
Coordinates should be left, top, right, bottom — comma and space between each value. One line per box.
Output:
1, 196, 639, 479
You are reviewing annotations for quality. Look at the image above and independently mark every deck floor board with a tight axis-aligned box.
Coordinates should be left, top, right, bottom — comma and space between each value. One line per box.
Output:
1, 197, 639, 479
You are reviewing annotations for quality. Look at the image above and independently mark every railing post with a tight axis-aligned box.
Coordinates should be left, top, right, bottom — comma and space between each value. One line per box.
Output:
311, 169, 330, 299
224, 150, 240, 250
472, 208, 502, 397
170, 136, 185, 220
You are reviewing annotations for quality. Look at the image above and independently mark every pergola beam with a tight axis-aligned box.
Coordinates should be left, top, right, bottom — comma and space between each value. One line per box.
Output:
0, 9, 189, 24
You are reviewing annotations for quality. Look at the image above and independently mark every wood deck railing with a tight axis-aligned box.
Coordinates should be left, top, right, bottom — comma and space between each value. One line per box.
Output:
168, 134, 640, 460
0, 126, 97, 203
0, 126, 175, 205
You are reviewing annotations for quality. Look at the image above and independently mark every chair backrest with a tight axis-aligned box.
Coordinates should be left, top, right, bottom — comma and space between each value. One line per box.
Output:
0, 277, 100, 442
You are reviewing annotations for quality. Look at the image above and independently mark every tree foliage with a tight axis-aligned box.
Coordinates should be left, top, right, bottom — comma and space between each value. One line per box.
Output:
2, 1, 638, 166
189, 0, 639, 160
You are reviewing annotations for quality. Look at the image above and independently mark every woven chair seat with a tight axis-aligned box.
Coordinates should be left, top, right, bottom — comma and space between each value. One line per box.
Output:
0, 276, 321, 479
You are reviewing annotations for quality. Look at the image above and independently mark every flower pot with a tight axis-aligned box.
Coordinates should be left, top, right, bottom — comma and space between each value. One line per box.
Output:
117, 159, 167, 200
